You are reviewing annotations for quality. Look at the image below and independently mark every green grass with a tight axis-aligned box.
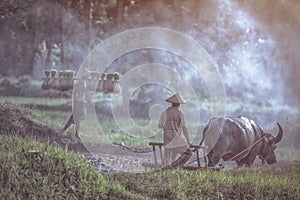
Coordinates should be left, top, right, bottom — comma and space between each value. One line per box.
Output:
276, 147, 300, 161
32, 109, 72, 132
1, 95, 298, 117
78, 117, 164, 147
0, 96, 299, 149
108, 167, 300, 199
1, 133, 299, 199
0, 97, 72, 133
0, 102, 67, 135
0, 96, 72, 106
0, 97, 167, 146
0, 135, 142, 200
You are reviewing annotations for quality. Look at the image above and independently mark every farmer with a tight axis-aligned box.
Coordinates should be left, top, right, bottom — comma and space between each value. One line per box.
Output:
60, 71, 91, 138
158, 92, 191, 165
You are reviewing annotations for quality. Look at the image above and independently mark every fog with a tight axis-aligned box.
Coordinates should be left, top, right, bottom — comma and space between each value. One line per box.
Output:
111, 0, 300, 149
64, 0, 299, 141
2, 0, 299, 144
101, 0, 300, 129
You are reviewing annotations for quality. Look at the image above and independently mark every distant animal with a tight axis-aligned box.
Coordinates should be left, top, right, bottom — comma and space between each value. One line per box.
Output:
201, 116, 283, 167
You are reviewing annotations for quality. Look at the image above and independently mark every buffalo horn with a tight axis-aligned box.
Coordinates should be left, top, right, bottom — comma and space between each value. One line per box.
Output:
274, 122, 283, 144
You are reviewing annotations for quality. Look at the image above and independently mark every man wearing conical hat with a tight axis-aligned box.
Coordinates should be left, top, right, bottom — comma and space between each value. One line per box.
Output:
158, 92, 191, 165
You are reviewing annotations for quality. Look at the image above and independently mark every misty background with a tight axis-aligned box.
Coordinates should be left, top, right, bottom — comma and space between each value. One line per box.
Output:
0, 0, 299, 146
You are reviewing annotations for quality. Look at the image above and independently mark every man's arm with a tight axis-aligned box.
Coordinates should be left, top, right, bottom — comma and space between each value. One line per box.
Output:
180, 111, 191, 145
182, 126, 191, 146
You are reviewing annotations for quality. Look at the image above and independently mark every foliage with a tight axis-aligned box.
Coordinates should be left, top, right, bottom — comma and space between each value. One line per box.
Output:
0, 135, 141, 199
0, 0, 134, 76
108, 167, 300, 199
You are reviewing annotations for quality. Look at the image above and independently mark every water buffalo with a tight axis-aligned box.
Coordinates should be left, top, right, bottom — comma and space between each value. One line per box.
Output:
201, 116, 283, 167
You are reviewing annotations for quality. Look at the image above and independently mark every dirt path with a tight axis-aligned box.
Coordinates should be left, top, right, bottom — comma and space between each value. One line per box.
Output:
83, 143, 300, 173
83, 143, 155, 173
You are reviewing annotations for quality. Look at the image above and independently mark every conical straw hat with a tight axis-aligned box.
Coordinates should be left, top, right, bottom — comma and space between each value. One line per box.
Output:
165, 92, 186, 104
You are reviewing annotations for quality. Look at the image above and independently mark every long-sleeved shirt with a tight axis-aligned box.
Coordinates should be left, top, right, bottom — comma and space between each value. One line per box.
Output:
158, 106, 190, 149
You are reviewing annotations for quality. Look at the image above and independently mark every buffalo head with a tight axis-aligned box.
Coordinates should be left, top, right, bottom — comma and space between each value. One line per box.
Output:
259, 123, 283, 164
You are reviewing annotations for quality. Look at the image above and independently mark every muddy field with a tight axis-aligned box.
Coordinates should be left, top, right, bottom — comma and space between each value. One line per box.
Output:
85, 143, 300, 173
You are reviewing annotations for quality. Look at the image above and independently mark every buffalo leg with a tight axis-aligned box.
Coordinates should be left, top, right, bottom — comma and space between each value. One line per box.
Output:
207, 150, 221, 167
236, 161, 244, 167
243, 154, 257, 167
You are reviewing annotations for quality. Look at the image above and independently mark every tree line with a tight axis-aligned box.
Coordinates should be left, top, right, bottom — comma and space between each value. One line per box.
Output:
0, 0, 135, 77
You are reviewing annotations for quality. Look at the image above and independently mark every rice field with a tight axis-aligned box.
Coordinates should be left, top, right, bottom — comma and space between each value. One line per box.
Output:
0, 96, 299, 199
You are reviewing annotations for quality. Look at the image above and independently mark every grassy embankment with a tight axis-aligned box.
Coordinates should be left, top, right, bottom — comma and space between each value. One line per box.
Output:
0, 135, 142, 199
0, 96, 164, 147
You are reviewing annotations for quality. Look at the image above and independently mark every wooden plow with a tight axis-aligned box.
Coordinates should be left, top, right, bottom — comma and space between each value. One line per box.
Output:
41, 69, 208, 171
142, 142, 208, 171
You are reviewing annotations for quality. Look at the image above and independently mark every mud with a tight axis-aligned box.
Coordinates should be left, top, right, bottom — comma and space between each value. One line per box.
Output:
84, 143, 300, 173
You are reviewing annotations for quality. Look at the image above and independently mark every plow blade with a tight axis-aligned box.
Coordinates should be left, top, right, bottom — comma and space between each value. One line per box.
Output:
163, 149, 192, 169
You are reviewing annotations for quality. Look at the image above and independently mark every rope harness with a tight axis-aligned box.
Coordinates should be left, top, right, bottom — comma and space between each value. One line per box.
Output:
227, 135, 266, 162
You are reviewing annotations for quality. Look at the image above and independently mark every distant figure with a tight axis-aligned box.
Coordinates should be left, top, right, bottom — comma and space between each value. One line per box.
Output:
61, 78, 90, 138
158, 92, 191, 165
